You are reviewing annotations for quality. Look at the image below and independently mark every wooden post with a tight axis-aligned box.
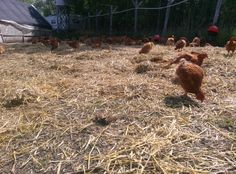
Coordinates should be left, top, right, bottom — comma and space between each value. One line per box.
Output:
156, 0, 162, 32
134, 0, 138, 35
132, 0, 138, 35
95, 10, 102, 34
95, 10, 98, 34
132, 0, 142, 35
88, 12, 91, 32
213, 0, 223, 25
162, 0, 175, 36
108, 6, 117, 36
0, 33, 4, 43
109, 5, 113, 36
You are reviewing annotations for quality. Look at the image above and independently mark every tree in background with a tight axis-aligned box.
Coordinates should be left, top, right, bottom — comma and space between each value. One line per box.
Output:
19, 0, 236, 44
20, 0, 55, 16
20, 0, 35, 4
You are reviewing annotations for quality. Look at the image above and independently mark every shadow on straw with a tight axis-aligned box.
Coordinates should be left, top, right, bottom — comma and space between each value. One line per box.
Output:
164, 95, 200, 108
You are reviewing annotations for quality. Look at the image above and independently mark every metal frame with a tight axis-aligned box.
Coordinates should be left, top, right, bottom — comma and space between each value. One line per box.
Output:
56, 5, 70, 32
0, 33, 4, 43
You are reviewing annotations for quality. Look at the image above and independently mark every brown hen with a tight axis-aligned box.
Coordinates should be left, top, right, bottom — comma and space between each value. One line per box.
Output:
230, 36, 236, 41
166, 35, 175, 46
176, 59, 205, 102
225, 38, 236, 55
91, 42, 102, 48
124, 36, 136, 45
91, 38, 102, 48
139, 42, 154, 54
0, 44, 5, 54
31, 37, 40, 44
49, 38, 60, 52
67, 40, 80, 49
40, 37, 50, 46
190, 37, 200, 47
169, 51, 208, 66
179, 37, 189, 46
175, 39, 186, 51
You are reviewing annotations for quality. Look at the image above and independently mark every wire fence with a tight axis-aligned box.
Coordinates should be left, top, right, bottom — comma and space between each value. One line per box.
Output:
84, 0, 189, 18
74, 0, 193, 36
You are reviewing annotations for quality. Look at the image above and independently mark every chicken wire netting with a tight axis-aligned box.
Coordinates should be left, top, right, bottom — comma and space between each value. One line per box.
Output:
72, 0, 215, 38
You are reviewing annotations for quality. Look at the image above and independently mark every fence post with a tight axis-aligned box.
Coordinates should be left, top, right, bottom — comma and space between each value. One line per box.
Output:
0, 33, 4, 43
162, 0, 175, 36
108, 5, 117, 36
132, 0, 142, 35
156, 0, 162, 33
88, 12, 91, 32
96, 10, 102, 34
213, 0, 223, 25
109, 5, 113, 36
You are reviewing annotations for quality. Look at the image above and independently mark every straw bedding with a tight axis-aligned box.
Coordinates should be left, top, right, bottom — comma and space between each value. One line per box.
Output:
0, 43, 235, 173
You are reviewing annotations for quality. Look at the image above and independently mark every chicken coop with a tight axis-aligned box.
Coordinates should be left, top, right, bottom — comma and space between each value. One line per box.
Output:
0, 0, 52, 43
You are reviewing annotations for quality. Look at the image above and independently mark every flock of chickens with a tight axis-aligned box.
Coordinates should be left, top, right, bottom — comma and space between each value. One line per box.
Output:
139, 35, 236, 102
0, 35, 235, 103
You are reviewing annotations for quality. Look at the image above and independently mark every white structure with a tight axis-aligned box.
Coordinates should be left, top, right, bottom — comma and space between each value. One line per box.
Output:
56, 0, 69, 31
56, 0, 65, 6
46, 15, 80, 30
0, 0, 51, 43
45, 15, 58, 30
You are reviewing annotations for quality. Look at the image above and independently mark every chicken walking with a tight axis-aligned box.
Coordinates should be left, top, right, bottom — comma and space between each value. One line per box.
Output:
176, 59, 205, 102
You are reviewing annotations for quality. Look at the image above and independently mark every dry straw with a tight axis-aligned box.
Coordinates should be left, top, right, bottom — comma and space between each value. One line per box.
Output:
0, 43, 235, 173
